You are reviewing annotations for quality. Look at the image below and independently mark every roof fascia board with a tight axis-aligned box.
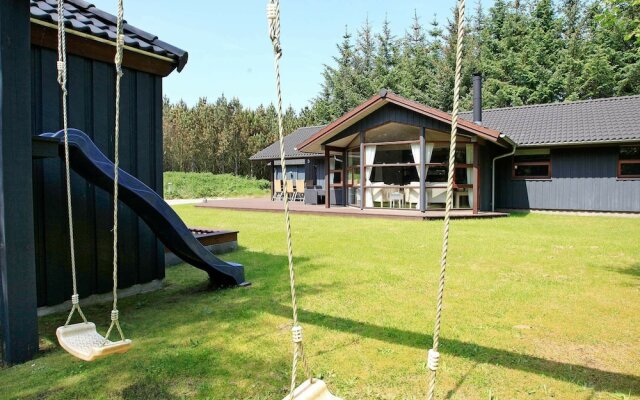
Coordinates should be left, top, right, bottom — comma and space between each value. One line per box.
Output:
31, 18, 175, 63
298, 92, 503, 152
297, 94, 387, 151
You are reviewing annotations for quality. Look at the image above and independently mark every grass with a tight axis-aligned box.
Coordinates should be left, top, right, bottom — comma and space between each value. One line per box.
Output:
1, 208, 639, 399
163, 172, 269, 199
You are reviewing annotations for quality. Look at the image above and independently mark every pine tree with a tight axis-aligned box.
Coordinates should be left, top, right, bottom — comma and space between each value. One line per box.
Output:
354, 16, 377, 97
372, 16, 401, 92
397, 11, 439, 106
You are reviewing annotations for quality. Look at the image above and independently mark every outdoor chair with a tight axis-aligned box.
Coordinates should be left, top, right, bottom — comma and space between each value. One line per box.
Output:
427, 186, 447, 207
272, 180, 284, 201
404, 186, 420, 209
295, 180, 305, 202
371, 186, 386, 207
285, 180, 295, 200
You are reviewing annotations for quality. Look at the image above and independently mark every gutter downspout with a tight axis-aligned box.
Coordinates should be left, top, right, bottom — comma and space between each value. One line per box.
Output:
492, 135, 517, 212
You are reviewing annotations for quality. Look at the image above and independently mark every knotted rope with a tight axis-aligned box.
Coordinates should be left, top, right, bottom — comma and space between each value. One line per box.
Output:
57, 0, 88, 327
267, 1, 314, 398
103, 0, 127, 344
427, 0, 465, 398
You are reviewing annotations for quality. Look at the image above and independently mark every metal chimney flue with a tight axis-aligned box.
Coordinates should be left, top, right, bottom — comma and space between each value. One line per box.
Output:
472, 73, 482, 124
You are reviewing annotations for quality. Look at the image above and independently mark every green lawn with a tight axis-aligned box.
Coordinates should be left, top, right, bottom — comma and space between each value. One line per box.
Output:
1, 208, 639, 399
163, 172, 269, 199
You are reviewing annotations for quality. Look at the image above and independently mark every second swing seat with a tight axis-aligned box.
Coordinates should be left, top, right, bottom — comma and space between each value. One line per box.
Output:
282, 379, 342, 400
56, 322, 132, 362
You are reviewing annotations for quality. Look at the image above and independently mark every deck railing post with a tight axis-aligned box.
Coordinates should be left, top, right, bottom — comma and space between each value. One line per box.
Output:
342, 149, 347, 206
359, 132, 365, 210
473, 143, 479, 214
270, 161, 275, 200
420, 127, 427, 212
324, 147, 330, 208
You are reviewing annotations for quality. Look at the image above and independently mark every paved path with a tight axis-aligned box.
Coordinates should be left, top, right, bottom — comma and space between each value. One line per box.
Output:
165, 198, 207, 205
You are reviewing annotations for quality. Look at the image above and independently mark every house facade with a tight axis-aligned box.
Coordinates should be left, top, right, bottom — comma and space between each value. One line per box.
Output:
251, 79, 640, 214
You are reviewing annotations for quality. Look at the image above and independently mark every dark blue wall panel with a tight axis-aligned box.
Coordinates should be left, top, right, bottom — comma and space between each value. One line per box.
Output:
31, 47, 165, 307
496, 146, 640, 212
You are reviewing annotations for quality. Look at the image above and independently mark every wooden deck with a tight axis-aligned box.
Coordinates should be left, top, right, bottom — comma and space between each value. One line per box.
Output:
196, 198, 508, 220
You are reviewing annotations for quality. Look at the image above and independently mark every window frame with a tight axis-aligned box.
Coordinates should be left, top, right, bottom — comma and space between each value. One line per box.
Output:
511, 149, 552, 180
617, 145, 640, 179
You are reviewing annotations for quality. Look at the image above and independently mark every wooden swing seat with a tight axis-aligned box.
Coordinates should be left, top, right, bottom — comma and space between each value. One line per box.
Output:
56, 322, 132, 362
282, 379, 342, 400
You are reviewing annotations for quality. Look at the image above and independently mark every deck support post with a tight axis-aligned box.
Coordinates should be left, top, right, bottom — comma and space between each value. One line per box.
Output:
473, 143, 480, 214
324, 147, 330, 208
0, 0, 38, 364
359, 131, 365, 210
270, 162, 275, 200
420, 127, 426, 212
342, 149, 347, 206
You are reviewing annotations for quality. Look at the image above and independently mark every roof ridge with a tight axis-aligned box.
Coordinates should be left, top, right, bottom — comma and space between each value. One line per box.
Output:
473, 94, 640, 114
299, 124, 328, 129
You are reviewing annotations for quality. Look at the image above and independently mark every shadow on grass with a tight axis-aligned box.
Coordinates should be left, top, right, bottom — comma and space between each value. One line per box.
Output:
445, 362, 478, 399
615, 263, 640, 278
121, 381, 178, 400
267, 305, 640, 395
503, 211, 531, 218
10, 250, 310, 399
20, 248, 639, 398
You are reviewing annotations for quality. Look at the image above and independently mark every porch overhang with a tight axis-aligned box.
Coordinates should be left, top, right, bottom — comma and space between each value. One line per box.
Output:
297, 90, 508, 153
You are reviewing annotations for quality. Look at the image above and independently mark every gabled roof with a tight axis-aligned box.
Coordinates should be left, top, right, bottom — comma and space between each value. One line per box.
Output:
249, 126, 326, 161
460, 95, 640, 147
30, 0, 188, 73
298, 90, 503, 152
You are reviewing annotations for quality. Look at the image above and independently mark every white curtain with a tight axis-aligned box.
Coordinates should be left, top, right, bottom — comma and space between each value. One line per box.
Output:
365, 145, 377, 207
424, 143, 434, 207
425, 143, 434, 181
410, 143, 421, 179
466, 144, 474, 209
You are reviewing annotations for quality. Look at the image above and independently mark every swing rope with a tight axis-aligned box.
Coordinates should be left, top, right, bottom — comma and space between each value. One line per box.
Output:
427, 0, 465, 398
57, 0, 88, 327
103, 0, 127, 344
267, 0, 314, 397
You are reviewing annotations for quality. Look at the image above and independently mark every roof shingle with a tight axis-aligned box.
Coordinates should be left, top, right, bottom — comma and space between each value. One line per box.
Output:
253, 95, 640, 160
249, 126, 325, 161
460, 95, 640, 146
30, 0, 188, 71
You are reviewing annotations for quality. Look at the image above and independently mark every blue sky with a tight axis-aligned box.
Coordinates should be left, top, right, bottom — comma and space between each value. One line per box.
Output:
92, 1, 492, 110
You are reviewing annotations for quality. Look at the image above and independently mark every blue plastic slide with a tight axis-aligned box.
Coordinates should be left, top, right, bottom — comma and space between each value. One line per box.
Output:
40, 129, 246, 287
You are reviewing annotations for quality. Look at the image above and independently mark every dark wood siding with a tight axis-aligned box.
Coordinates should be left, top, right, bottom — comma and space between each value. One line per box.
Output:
31, 47, 164, 307
495, 146, 640, 212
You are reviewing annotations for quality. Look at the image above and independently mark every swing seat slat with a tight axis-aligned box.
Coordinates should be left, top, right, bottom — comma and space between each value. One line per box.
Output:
56, 322, 132, 362
281, 379, 342, 400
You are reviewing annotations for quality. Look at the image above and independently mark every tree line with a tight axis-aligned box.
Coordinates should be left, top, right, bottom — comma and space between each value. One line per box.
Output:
163, 0, 640, 178
163, 96, 311, 177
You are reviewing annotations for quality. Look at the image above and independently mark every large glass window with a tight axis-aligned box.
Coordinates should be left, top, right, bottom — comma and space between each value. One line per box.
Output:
363, 141, 420, 209
425, 143, 474, 209
619, 145, 640, 178
340, 124, 477, 210
512, 149, 551, 179
329, 156, 343, 187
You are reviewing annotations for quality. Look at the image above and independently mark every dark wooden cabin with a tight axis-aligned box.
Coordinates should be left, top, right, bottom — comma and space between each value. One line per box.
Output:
0, 0, 187, 364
